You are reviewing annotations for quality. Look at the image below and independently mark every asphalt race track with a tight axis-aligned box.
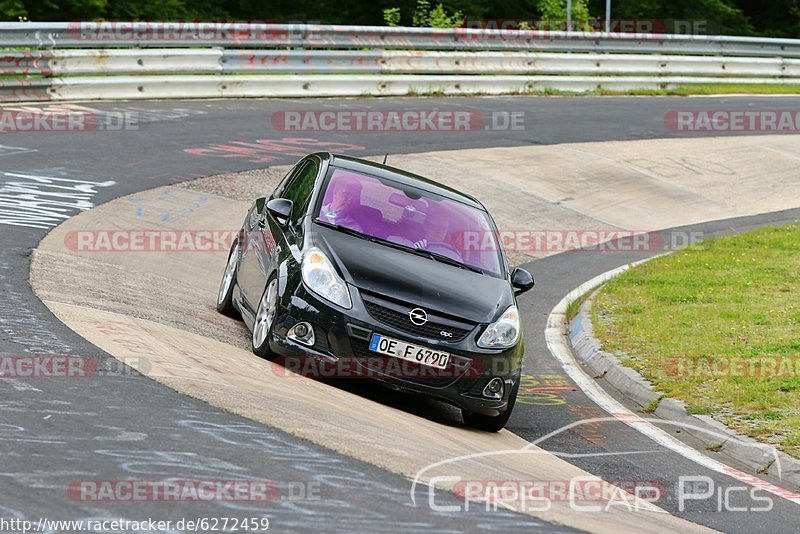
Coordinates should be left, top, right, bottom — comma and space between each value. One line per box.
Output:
2, 96, 800, 532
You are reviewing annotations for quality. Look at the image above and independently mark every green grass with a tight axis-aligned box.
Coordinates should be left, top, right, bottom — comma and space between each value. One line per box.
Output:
566, 292, 589, 322
592, 222, 800, 458
641, 395, 665, 414
401, 83, 800, 98
601, 83, 800, 96
539, 83, 800, 96
406, 87, 447, 97
0, 74, 45, 80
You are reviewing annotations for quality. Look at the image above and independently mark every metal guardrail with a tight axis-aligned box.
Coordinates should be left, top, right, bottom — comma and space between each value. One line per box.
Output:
2, 22, 800, 102
5, 49, 800, 77
4, 22, 800, 56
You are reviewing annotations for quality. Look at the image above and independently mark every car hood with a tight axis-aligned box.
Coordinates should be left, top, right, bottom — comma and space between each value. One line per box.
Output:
312, 225, 512, 324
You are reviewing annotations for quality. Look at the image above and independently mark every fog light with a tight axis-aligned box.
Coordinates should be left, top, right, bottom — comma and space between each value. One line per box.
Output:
482, 378, 504, 399
287, 322, 315, 346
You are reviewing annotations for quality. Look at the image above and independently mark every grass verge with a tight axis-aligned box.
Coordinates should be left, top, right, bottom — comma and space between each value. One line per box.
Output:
592, 222, 800, 458
400, 83, 800, 98
602, 83, 800, 96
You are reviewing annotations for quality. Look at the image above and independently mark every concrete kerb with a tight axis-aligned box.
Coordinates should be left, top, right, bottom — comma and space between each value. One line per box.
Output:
565, 262, 800, 489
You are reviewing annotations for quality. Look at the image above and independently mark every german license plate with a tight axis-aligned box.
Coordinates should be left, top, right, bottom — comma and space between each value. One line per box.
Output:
369, 333, 450, 370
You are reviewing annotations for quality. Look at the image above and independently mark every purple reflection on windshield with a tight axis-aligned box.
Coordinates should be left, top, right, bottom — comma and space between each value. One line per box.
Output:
316, 168, 502, 275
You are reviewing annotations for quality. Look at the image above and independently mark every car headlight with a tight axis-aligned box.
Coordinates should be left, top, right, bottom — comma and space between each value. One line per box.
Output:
478, 305, 520, 348
301, 247, 352, 309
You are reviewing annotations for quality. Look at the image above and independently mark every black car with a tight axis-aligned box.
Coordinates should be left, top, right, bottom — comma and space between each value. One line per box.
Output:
216, 153, 534, 431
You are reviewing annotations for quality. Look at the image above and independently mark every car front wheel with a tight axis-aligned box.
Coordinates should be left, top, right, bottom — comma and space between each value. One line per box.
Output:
251, 276, 279, 359
217, 239, 240, 318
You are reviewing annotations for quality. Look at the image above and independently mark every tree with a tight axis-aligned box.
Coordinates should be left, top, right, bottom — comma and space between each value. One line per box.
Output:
412, 0, 464, 27
383, 7, 401, 26
0, 0, 27, 20
427, 2, 464, 26
1, 0, 793, 38
14, 0, 105, 21
735, 0, 800, 38
106, 0, 190, 20
538, 0, 591, 30
590, 0, 753, 35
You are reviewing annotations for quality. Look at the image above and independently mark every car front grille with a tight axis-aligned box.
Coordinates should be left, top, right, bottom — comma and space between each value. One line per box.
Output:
362, 298, 473, 343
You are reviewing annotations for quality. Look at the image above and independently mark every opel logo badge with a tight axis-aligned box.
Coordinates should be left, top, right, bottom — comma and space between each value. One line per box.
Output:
409, 308, 428, 326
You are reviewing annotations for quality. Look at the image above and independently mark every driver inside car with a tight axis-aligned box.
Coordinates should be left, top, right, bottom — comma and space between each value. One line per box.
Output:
320, 176, 363, 232
414, 209, 460, 260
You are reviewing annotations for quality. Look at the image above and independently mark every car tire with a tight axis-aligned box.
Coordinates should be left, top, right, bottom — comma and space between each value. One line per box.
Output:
251, 275, 279, 360
217, 239, 241, 318
462, 375, 520, 432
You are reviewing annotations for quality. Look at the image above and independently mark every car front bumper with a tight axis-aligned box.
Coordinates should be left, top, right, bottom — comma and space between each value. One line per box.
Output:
267, 282, 524, 417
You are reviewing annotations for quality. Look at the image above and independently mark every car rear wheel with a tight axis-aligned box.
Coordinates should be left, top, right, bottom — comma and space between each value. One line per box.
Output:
251, 276, 279, 359
217, 240, 240, 318
462, 376, 520, 432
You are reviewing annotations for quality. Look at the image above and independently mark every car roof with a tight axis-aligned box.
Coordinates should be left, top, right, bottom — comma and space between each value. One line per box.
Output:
320, 153, 486, 211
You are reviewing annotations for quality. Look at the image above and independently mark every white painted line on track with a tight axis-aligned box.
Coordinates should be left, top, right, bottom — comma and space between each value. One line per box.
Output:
543, 260, 800, 506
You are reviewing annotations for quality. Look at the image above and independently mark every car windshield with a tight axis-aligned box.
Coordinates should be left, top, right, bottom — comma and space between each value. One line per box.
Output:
315, 167, 504, 276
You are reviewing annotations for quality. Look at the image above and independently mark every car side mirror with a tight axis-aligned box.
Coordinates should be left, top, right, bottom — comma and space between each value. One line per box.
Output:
511, 267, 534, 295
266, 198, 293, 227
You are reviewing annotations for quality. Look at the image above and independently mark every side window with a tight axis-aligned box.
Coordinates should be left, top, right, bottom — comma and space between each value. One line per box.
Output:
271, 160, 304, 199
283, 160, 319, 226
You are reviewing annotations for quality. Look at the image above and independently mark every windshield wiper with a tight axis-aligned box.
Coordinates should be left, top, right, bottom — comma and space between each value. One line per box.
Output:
316, 220, 412, 252
314, 220, 377, 242
412, 248, 484, 274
